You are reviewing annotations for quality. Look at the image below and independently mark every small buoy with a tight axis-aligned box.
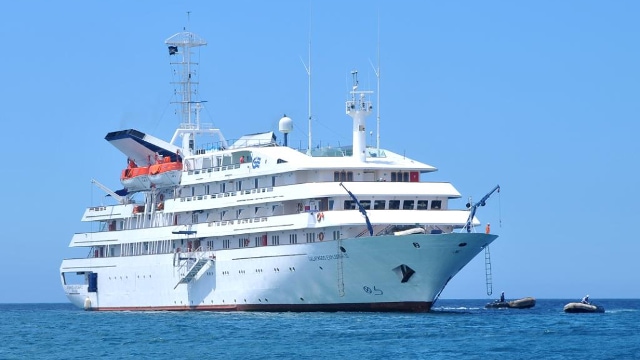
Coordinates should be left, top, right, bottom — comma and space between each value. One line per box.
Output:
84, 297, 92, 310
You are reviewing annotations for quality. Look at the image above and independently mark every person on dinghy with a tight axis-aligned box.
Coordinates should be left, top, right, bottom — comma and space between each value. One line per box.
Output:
581, 295, 590, 304
500, 291, 505, 302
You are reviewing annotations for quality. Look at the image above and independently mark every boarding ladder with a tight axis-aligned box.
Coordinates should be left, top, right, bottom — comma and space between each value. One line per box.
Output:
337, 238, 345, 297
484, 246, 493, 296
174, 249, 211, 289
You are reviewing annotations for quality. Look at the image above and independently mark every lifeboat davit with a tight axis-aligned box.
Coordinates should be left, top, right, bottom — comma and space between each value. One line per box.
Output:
120, 162, 151, 191
149, 157, 183, 187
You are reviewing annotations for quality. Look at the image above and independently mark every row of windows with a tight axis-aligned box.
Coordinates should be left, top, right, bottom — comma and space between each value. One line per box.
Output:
189, 171, 420, 198
343, 199, 442, 210
334, 171, 417, 182
186, 198, 442, 225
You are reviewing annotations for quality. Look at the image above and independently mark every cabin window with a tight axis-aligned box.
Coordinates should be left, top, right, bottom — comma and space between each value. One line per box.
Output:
191, 187, 195, 196
344, 200, 356, 210
359, 200, 371, 210
220, 183, 226, 193
306, 233, 316, 243
205, 185, 210, 195
336, 171, 354, 182
271, 235, 280, 245
239, 238, 249, 248
391, 172, 397, 182
223, 239, 230, 249
431, 200, 442, 210
236, 181, 242, 191
389, 200, 401, 210
254, 178, 259, 189
403, 200, 415, 210
272, 176, 276, 187
289, 233, 298, 244
374, 200, 386, 210
254, 236, 261, 247
329, 200, 334, 210
332, 230, 340, 240
417, 200, 429, 210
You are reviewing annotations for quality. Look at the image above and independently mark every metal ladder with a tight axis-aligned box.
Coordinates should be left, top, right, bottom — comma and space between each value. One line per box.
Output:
484, 246, 493, 296
174, 249, 211, 289
337, 239, 345, 297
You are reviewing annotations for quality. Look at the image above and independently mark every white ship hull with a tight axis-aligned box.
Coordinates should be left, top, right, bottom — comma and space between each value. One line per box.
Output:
61, 232, 496, 312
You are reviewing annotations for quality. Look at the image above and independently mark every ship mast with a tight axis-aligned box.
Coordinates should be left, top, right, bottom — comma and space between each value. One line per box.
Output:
346, 70, 373, 162
165, 27, 228, 156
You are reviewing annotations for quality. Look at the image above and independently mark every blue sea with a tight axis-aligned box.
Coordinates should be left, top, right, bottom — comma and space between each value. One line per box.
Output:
1, 299, 638, 359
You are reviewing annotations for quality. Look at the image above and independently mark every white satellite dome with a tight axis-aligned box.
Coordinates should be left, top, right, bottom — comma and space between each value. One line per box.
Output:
279, 114, 293, 133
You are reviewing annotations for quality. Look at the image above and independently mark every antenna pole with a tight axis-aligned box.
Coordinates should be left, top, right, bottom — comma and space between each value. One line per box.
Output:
369, 11, 381, 157
375, 10, 381, 156
307, 5, 312, 154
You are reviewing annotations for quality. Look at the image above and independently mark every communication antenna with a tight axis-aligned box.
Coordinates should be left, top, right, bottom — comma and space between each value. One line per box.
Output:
300, 5, 313, 154
369, 10, 381, 157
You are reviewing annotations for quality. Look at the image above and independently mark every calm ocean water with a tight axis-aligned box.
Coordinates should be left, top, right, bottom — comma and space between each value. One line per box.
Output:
1, 299, 638, 360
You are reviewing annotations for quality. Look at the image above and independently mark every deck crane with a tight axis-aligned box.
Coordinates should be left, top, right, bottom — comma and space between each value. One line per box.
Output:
465, 184, 500, 233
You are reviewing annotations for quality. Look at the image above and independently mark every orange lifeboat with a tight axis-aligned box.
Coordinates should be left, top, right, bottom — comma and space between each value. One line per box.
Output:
120, 159, 151, 191
148, 156, 183, 187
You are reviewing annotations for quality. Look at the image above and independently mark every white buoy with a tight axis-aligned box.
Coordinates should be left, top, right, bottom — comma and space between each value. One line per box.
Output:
84, 297, 92, 310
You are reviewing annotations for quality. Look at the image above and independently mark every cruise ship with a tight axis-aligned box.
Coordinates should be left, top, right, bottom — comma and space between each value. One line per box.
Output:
59, 28, 500, 312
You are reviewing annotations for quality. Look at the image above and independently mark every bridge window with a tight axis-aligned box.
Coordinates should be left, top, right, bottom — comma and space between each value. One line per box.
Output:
344, 200, 356, 210
374, 200, 386, 210
389, 200, 400, 210
417, 200, 429, 210
431, 200, 442, 210
335, 171, 354, 182
403, 200, 415, 210
359, 200, 371, 209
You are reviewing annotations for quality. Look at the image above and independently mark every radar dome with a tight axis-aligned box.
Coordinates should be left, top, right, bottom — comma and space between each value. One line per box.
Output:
279, 114, 293, 133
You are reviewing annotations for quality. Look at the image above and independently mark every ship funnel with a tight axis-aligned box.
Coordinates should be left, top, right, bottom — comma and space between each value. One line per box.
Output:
345, 70, 373, 161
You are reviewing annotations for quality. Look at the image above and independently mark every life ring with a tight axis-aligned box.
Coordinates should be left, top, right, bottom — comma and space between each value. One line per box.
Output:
159, 193, 164, 201
318, 232, 325, 241
316, 212, 324, 222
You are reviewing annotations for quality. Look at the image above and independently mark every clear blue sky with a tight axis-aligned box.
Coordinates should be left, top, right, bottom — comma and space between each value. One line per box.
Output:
2, 1, 638, 303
